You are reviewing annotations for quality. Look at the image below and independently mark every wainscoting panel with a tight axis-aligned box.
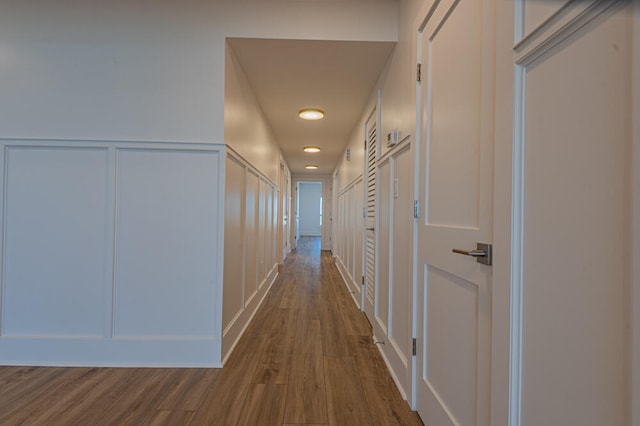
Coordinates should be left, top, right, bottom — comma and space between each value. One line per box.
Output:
0, 140, 225, 367
221, 149, 279, 364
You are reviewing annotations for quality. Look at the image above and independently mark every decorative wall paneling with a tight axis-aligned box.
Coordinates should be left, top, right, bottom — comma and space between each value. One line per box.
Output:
372, 140, 414, 400
334, 176, 365, 308
0, 139, 225, 367
222, 148, 279, 364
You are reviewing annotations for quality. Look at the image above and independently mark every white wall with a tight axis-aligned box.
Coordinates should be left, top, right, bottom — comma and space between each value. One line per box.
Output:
0, 0, 397, 144
298, 182, 323, 237
225, 44, 284, 184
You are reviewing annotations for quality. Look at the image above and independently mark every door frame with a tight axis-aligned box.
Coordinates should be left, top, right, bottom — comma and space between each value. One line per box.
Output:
291, 175, 332, 251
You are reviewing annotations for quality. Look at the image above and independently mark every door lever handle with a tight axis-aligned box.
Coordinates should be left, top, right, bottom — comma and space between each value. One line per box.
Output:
452, 243, 492, 266
452, 249, 486, 257
366, 227, 375, 231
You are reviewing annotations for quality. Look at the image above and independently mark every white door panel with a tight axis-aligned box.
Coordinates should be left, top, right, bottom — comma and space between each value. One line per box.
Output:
426, 267, 479, 426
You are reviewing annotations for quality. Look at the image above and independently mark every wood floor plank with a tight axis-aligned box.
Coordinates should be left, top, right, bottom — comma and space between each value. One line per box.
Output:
0, 367, 86, 423
253, 307, 296, 385
324, 356, 374, 426
237, 383, 286, 426
283, 319, 328, 424
53, 368, 154, 425
1, 368, 108, 425
319, 287, 352, 356
96, 369, 198, 426
148, 410, 196, 426
156, 368, 218, 411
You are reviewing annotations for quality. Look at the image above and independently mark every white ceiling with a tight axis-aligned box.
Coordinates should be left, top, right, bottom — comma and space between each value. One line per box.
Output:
227, 38, 395, 175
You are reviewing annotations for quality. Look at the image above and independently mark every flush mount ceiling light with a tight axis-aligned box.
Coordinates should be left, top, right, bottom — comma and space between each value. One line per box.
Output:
303, 146, 321, 153
305, 165, 319, 170
298, 108, 325, 120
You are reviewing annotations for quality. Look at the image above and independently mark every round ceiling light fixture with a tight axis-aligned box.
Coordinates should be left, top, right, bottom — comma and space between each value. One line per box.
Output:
303, 146, 321, 153
298, 108, 325, 120
305, 165, 319, 170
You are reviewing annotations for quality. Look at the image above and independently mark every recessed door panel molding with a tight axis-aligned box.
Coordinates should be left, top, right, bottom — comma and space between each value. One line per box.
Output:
426, 0, 484, 230
426, 267, 479, 426
509, 3, 632, 425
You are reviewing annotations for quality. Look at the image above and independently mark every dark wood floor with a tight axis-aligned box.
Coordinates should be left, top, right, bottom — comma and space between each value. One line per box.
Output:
0, 237, 423, 425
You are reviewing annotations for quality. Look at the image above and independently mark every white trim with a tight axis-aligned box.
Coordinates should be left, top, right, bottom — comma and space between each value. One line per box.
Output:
509, 63, 526, 426
515, 0, 622, 66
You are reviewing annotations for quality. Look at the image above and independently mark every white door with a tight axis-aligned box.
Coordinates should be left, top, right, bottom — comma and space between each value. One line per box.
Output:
373, 144, 415, 399
491, 1, 638, 425
415, 0, 494, 424
294, 182, 300, 248
364, 108, 378, 319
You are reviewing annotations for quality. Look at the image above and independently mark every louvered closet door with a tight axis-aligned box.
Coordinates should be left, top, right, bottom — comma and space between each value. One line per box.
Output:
364, 109, 377, 320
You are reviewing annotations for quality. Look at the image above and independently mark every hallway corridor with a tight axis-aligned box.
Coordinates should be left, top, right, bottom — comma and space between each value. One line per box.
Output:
0, 237, 423, 425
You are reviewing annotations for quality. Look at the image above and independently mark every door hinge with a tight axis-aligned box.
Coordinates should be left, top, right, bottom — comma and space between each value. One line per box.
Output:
361, 276, 365, 286
413, 200, 420, 219
412, 338, 417, 356
417, 63, 422, 82
363, 207, 366, 218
